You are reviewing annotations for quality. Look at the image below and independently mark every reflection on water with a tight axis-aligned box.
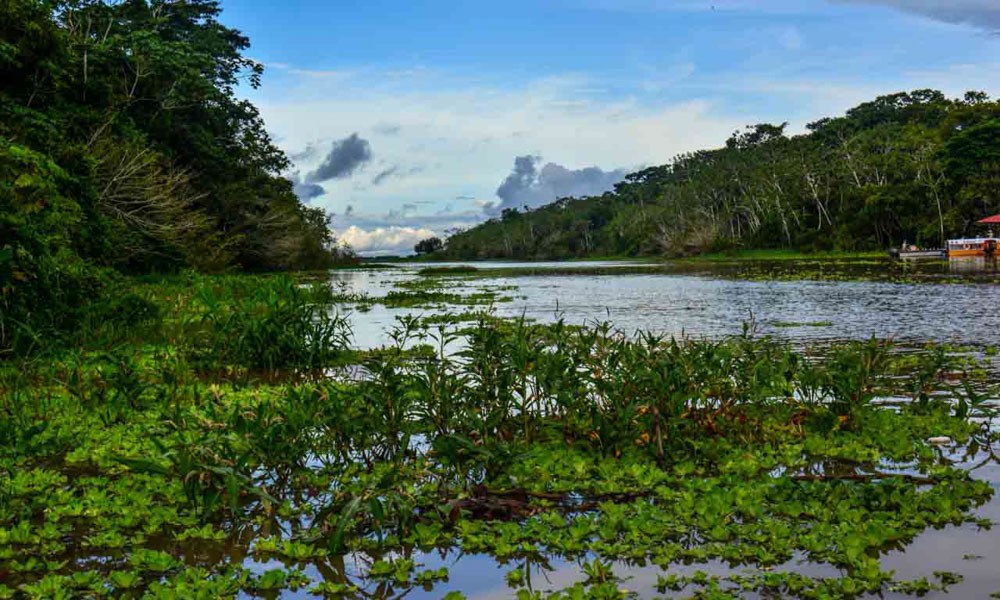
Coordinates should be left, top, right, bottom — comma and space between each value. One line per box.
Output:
313, 262, 1000, 598
880, 464, 1000, 599
393, 260, 655, 270
232, 443, 1000, 600
949, 256, 1000, 274
334, 262, 1000, 351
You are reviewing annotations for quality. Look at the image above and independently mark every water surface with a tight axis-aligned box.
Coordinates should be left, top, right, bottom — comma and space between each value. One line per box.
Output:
315, 260, 1000, 598
334, 261, 1000, 350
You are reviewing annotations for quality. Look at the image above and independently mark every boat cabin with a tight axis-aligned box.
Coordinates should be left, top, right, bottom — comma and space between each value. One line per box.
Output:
947, 237, 1000, 258
947, 214, 1000, 259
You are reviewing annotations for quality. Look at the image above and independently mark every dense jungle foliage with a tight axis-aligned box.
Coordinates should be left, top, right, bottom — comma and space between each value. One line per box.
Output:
0, 0, 345, 356
441, 90, 1000, 259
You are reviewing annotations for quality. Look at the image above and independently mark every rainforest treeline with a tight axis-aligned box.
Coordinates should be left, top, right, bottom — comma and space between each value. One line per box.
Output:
442, 90, 1000, 259
1, 0, 347, 353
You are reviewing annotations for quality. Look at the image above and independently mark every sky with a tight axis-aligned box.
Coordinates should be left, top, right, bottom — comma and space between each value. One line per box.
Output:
221, 0, 1000, 255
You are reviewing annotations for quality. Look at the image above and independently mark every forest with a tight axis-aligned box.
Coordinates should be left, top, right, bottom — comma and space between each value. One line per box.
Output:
1, 0, 346, 356
441, 90, 1000, 260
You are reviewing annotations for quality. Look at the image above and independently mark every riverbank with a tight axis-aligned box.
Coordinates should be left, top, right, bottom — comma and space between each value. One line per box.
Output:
676, 249, 887, 262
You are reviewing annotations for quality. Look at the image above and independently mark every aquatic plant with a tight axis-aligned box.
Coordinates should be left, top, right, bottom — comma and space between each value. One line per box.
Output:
0, 273, 997, 598
184, 275, 352, 370
417, 266, 480, 275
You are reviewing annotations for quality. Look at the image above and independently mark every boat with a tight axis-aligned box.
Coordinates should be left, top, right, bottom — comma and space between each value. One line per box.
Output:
888, 241, 944, 260
946, 214, 1000, 259
889, 248, 945, 260
946, 237, 1000, 258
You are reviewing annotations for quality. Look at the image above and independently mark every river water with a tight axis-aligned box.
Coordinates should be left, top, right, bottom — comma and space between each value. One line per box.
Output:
313, 260, 1000, 598
332, 261, 1000, 350
245, 447, 1000, 599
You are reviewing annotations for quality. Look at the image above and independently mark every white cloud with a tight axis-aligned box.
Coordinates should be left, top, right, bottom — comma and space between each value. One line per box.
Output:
333, 207, 483, 233
249, 16, 1000, 237
338, 225, 438, 256
264, 62, 351, 80
254, 71, 744, 220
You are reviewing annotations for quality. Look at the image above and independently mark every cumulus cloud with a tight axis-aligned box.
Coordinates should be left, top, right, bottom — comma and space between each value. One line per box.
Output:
294, 181, 325, 201
343, 210, 480, 231
257, 75, 750, 229
305, 133, 372, 182
492, 155, 627, 214
339, 225, 438, 255
832, 0, 1000, 31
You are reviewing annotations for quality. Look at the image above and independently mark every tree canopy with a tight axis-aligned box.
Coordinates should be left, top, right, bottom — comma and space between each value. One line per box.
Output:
442, 90, 1000, 260
1, 0, 346, 353
414, 237, 443, 255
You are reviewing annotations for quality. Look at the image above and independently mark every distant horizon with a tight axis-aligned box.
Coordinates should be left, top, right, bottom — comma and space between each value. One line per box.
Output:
222, 0, 1000, 255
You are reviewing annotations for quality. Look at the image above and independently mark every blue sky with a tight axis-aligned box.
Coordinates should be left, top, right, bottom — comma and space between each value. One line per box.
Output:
221, 0, 1000, 254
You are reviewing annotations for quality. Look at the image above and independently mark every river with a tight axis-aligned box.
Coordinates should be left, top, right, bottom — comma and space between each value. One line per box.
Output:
331, 260, 1000, 350
304, 260, 1000, 598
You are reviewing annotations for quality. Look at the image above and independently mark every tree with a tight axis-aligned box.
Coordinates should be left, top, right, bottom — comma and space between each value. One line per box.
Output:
441, 90, 991, 259
0, 0, 342, 351
414, 237, 443, 255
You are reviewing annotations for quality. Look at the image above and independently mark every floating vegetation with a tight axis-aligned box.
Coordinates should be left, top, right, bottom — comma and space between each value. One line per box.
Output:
687, 250, 886, 262
403, 256, 1000, 286
370, 289, 509, 308
339, 263, 400, 270
2, 271, 999, 599
666, 256, 1000, 285
417, 311, 498, 325
417, 266, 480, 276
457, 265, 668, 279
772, 320, 834, 328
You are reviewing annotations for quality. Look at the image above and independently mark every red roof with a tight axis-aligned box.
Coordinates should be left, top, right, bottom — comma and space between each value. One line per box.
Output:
979, 214, 1000, 224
